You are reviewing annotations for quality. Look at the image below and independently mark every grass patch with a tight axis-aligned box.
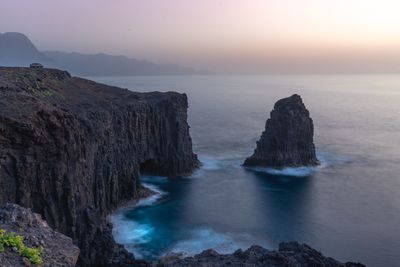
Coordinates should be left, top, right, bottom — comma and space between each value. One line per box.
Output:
0, 228, 43, 265
32, 88, 65, 100
41, 90, 54, 97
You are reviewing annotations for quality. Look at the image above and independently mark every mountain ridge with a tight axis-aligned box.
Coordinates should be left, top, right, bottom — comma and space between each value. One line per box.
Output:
0, 32, 51, 65
0, 32, 203, 76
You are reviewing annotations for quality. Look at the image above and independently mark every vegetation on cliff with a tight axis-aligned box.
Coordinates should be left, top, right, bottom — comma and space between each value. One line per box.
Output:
0, 229, 43, 265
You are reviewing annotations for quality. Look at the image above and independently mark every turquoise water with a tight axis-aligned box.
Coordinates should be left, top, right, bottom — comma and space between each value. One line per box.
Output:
91, 75, 400, 266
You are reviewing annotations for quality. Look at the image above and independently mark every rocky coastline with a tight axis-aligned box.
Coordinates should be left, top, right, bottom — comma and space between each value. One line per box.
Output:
0, 67, 199, 266
0, 68, 364, 266
159, 242, 364, 267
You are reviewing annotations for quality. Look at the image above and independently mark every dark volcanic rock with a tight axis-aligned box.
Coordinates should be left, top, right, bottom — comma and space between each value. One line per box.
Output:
158, 242, 365, 267
244, 94, 319, 168
0, 203, 80, 267
0, 67, 199, 266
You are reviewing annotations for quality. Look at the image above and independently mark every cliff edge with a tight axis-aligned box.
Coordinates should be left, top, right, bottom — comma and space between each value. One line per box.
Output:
244, 94, 319, 168
0, 67, 199, 266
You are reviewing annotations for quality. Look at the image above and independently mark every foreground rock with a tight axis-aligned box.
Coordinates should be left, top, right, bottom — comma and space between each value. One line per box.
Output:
159, 242, 364, 267
0, 67, 199, 266
0, 203, 79, 267
244, 94, 319, 168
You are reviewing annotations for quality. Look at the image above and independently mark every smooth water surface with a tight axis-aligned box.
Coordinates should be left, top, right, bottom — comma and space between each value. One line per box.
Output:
91, 75, 400, 266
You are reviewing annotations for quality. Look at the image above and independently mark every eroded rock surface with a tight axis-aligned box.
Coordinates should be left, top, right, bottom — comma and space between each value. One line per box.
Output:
0, 67, 199, 266
159, 242, 365, 267
244, 94, 319, 168
0, 203, 80, 267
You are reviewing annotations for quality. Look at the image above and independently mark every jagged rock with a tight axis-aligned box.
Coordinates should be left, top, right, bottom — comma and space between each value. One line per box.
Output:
158, 242, 365, 267
0, 67, 199, 266
244, 94, 319, 168
0, 203, 80, 267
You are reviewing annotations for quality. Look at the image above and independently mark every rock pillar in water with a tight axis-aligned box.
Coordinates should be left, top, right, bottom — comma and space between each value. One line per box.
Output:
244, 94, 319, 168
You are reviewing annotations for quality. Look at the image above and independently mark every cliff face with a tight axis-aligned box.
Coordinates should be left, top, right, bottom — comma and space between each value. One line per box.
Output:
159, 242, 365, 267
0, 203, 80, 267
0, 67, 199, 266
244, 94, 319, 168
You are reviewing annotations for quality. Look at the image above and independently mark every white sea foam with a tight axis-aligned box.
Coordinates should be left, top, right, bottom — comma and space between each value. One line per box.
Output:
110, 213, 154, 259
191, 156, 223, 177
110, 180, 166, 258
247, 165, 320, 177
167, 228, 255, 257
244, 151, 333, 177
198, 156, 222, 171
136, 182, 167, 207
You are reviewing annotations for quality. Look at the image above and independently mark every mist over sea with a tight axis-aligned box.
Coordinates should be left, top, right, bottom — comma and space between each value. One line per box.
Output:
91, 75, 400, 267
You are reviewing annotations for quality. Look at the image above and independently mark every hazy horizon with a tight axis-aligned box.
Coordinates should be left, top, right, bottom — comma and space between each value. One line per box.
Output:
2, 0, 400, 73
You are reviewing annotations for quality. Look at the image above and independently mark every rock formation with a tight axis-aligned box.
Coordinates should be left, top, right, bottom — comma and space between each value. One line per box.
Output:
244, 94, 319, 168
0, 203, 80, 267
158, 242, 365, 267
0, 67, 199, 266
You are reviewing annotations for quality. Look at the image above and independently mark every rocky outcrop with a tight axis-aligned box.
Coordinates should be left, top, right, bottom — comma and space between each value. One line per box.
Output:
0, 67, 199, 266
159, 242, 365, 267
0, 203, 80, 267
244, 94, 319, 168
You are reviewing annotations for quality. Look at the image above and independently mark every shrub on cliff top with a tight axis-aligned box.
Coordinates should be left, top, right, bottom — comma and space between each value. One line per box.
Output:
0, 228, 43, 265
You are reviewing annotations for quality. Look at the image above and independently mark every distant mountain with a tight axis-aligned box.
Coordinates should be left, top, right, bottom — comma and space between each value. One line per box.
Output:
0, 32, 51, 66
44, 51, 200, 76
0, 32, 203, 76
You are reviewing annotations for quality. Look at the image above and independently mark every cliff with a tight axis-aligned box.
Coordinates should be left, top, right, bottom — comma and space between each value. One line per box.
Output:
0, 67, 199, 266
0, 203, 80, 267
244, 94, 319, 168
159, 242, 365, 267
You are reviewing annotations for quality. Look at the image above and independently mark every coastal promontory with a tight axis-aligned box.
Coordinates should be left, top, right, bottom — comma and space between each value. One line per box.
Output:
0, 67, 199, 266
244, 94, 319, 168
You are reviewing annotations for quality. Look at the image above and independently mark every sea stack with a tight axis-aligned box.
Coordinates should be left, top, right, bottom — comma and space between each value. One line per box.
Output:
244, 94, 319, 168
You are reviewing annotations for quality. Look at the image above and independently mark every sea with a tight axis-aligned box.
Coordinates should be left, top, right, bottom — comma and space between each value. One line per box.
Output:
89, 75, 400, 267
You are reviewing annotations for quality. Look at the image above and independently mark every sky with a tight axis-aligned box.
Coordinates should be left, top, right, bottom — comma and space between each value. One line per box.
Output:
1, 0, 400, 73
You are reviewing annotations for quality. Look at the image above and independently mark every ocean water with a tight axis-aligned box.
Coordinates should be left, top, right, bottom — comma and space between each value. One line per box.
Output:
91, 75, 400, 267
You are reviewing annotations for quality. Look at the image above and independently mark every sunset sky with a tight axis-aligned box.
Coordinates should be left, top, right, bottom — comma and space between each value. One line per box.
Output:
1, 0, 400, 72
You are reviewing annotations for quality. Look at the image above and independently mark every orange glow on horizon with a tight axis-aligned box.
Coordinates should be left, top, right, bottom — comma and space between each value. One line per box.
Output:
1, 0, 400, 71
